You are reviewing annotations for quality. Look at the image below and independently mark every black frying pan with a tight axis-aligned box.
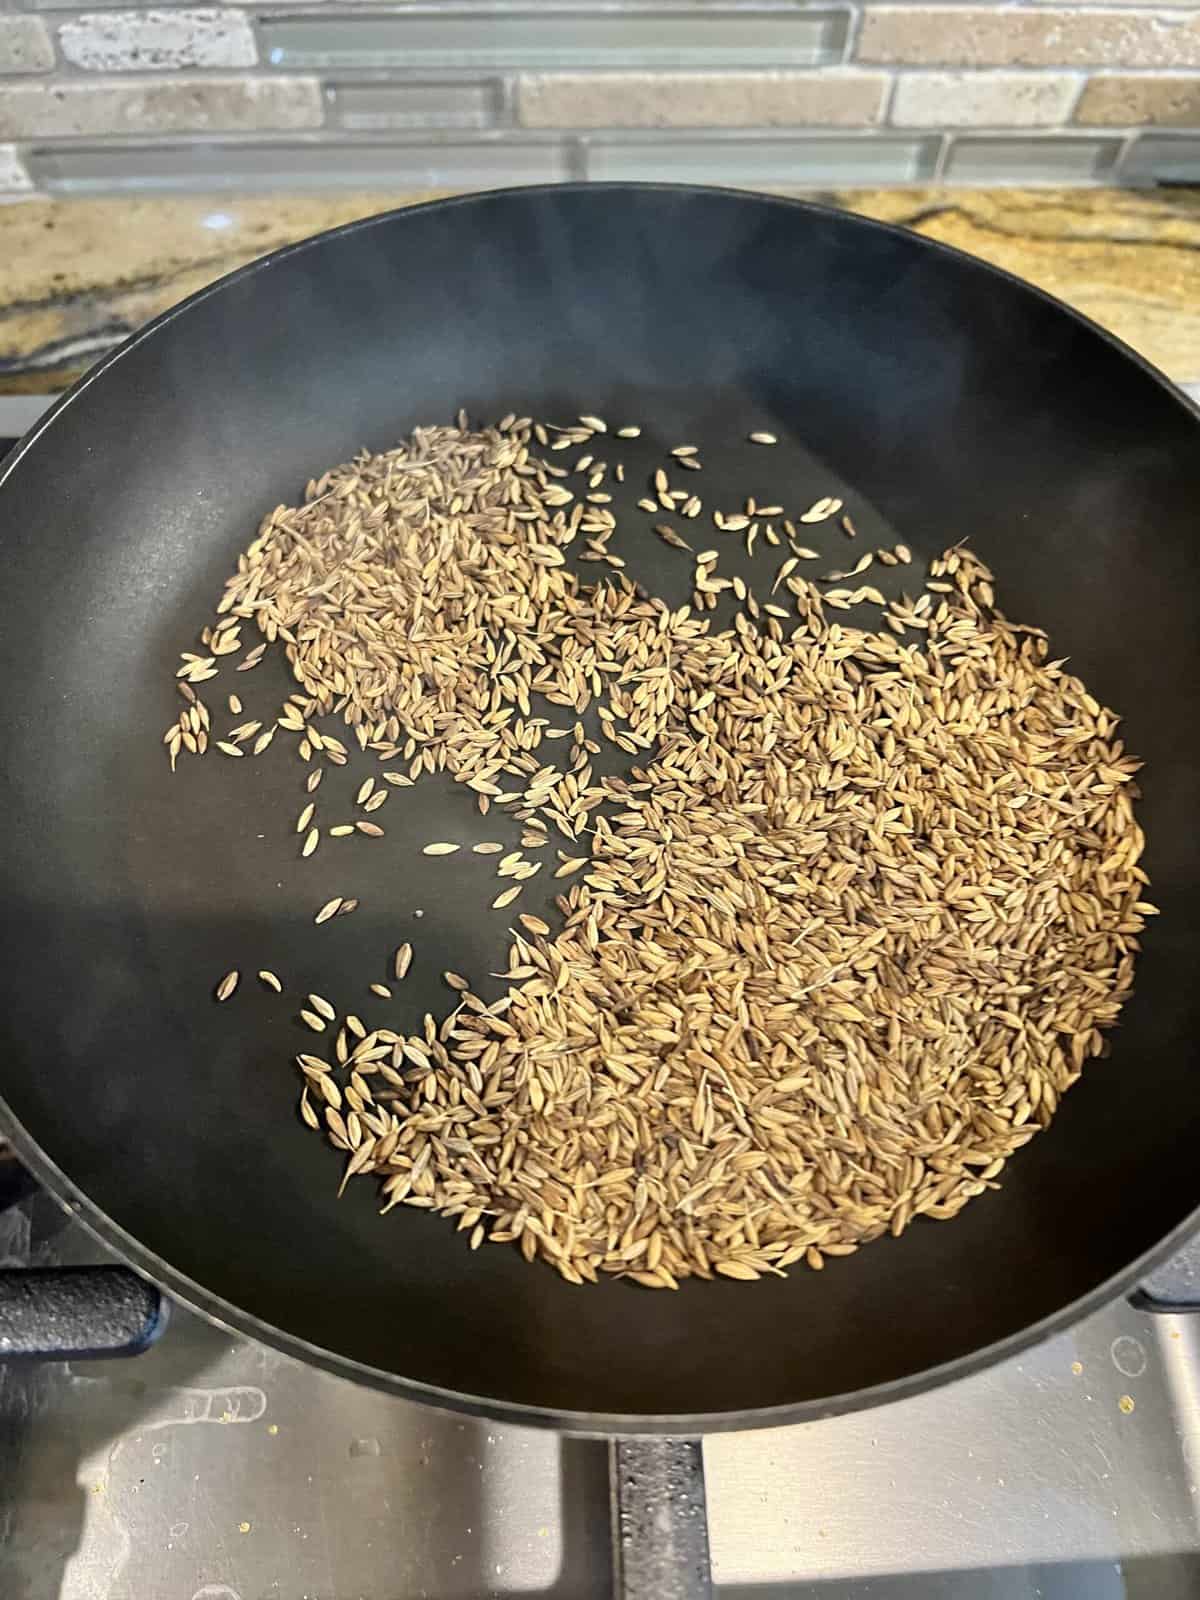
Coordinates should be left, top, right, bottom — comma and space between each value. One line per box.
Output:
1, 183, 1199, 1433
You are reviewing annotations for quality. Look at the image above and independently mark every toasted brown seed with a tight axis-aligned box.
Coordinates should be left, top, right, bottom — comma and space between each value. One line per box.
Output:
799, 496, 843, 524
715, 1260, 761, 1281
184, 415, 1147, 1296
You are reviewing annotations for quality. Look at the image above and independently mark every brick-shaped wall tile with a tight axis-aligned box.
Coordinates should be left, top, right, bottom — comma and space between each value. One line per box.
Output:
518, 70, 889, 128
59, 9, 256, 71
891, 70, 1081, 125
259, 8, 850, 69
1121, 131, 1200, 178
28, 135, 572, 191
0, 76, 321, 137
585, 132, 938, 183
0, 141, 33, 191
326, 80, 503, 131
944, 131, 1120, 179
1077, 71, 1200, 124
0, 14, 54, 73
859, 7, 1200, 68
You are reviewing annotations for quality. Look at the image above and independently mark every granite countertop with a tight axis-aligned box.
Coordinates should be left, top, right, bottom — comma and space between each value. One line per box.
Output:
1, 186, 1198, 396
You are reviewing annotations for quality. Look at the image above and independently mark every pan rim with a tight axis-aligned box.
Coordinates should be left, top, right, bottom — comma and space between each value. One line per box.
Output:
1, 180, 1198, 1432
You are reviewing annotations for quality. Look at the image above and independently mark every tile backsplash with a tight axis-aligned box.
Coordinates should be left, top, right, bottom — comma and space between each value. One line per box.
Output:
2, 2, 1199, 195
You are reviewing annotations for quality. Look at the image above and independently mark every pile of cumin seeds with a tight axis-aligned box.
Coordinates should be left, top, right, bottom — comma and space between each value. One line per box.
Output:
180, 418, 1152, 1288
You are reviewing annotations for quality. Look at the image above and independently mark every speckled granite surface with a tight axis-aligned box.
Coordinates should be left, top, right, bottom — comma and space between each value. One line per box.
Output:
1, 186, 1198, 394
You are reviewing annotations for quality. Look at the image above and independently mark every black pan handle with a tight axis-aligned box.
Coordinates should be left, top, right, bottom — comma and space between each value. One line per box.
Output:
0, 1266, 168, 1358
610, 1436, 712, 1600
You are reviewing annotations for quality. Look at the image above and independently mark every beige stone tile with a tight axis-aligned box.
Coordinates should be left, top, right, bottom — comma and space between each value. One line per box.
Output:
0, 143, 32, 193
1077, 71, 1200, 124
0, 13, 53, 73
518, 70, 889, 128
58, 8, 258, 72
0, 76, 323, 139
891, 69, 1080, 124
859, 6, 1200, 68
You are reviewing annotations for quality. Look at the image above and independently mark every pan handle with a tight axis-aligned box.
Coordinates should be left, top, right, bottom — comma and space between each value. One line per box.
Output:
0, 1266, 168, 1358
609, 1436, 712, 1600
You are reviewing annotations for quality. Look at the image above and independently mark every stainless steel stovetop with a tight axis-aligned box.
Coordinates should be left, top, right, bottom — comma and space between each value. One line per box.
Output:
3, 392, 1200, 1600
4, 1186, 1200, 1600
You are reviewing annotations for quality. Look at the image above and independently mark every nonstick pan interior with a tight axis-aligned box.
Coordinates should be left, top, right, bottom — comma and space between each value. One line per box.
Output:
1, 185, 1199, 1429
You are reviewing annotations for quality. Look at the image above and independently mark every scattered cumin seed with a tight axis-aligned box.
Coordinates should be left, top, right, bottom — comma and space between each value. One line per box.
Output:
180, 415, 1146, 1295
